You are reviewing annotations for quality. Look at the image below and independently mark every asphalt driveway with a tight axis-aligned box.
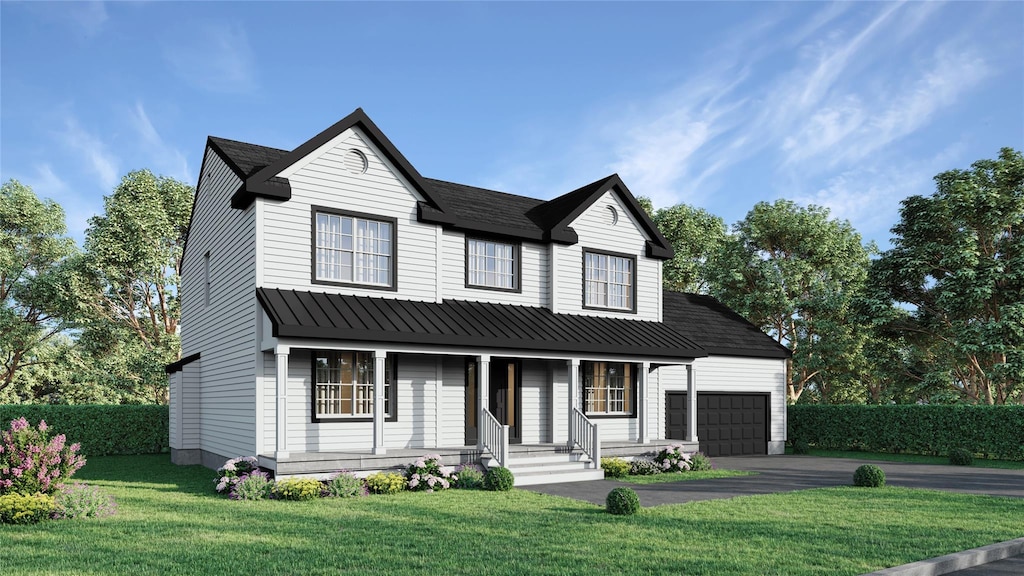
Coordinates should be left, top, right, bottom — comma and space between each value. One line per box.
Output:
523, 455, 1024, 506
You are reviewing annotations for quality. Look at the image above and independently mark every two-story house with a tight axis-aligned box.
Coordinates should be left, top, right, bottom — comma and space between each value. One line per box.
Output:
166, 108, 790, 485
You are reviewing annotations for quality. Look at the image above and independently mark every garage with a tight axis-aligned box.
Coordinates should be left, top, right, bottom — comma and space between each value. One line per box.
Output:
665, 392, 769, 457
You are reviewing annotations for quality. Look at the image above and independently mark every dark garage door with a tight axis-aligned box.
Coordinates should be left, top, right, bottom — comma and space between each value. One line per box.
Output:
665, 393, 768, 457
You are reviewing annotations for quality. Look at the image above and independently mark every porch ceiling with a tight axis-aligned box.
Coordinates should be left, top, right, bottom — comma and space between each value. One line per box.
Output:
257, 288, 706, 360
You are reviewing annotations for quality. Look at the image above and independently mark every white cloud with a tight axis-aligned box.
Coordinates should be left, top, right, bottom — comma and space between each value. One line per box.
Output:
163, 23, 257, 93
129, 102, 192, 182
14, 164, 100, 241
58, 117, 120, 189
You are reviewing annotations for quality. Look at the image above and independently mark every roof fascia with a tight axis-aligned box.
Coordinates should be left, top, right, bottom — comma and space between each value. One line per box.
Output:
165, 352, 201, 374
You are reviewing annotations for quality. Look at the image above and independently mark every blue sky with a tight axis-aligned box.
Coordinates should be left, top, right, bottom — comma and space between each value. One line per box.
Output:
2, 1, 1021, 249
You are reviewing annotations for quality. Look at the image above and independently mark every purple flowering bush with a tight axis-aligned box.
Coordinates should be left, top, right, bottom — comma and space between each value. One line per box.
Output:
654, 444, 693, 472
0, 417, 86, 496
52, 483, 117, 519
405, 454, 456, 492
214, 456, 260, 495
230, 470, 274, 501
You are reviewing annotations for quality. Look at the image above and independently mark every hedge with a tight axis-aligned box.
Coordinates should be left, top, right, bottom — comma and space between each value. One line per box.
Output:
0, 405, 168, 456
788, 405, 1024, 461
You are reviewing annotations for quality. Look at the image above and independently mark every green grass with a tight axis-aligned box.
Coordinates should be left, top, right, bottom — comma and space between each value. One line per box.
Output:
3, 455, 1022, 575
794, 449, 1024, 470
620, 469, 756, 484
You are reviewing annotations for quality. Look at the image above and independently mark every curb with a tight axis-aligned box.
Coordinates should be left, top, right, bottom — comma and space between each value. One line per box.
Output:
861, 537, 1024, 576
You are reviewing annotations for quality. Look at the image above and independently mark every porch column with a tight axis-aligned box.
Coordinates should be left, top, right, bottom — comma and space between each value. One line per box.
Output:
373, 350, 387, 455
567, 358, 580, 447
275, 345, 289, 459
477, 355, 490, 451
687, 364, 698, 443
637, 361, 650, 444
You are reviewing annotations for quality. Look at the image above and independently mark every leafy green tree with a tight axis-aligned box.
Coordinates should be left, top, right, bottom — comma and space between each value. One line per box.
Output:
708, 200, 875, 403
73, 170, 193, 404
0, 180, 79, 394
652, 203, 727, 293
871, 148, 1024, 405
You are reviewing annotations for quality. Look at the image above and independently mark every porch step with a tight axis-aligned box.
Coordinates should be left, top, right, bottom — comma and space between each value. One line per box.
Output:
500, 453, 606, 487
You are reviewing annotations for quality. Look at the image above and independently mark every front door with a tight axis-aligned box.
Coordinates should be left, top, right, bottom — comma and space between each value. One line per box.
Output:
465, 360, 478, 445
489, 358, 522, 444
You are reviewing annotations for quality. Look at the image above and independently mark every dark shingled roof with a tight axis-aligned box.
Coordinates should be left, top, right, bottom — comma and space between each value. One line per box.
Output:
258, 288, 706, 360
424, 178, 546, 237
662, 291, 791, 359
208, 136, 287, 178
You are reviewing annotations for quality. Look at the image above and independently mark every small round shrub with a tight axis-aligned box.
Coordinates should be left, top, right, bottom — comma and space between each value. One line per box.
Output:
853, 464, 885, 487
0, 492, 55, 524
792, 439, 810, 455
600, 457, 630, 478
271, 478, 322, 501
606, 487, 640, 516
629, 459, 662, 476
483, 467, 515, 491
231, 471, 274, 501
948, 448, 974, 466
52, 484, 117, 518
689, 452, 713, 472
454, 464, 484, 489
324, 472, 365, 498
365, 472, 407, 495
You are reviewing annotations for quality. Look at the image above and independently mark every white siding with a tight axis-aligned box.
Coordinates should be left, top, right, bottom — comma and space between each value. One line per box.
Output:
553, 191, 660, 321
440, 356, 467, 446
181, 361, 201, 449
168, 371, 180, 449
260, 128, 438, 301
179, 148, 257, 460
441, 232, 550, 307
519, 360, 551, 443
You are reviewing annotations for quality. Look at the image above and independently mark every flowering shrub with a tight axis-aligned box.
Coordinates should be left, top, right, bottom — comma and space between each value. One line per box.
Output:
600, 457, 630, 478
271, 478, 322, 501
0, 417, 85, 496
324, 471, 365, 498
654, 444, 693, 472
52, 483, 117, 519
231, 471, 273, 501
629, 459, 662, 476
365, 472, 406, 494
405, 454, 456, 492
453, 464, 484, 489
0, 492, 55, 524
689, 452, 713, 472
214, 456, 259, 495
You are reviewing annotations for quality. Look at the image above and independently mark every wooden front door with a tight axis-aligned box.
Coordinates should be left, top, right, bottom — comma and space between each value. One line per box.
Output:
489, 358, 522, 444
465, 359, 478, 445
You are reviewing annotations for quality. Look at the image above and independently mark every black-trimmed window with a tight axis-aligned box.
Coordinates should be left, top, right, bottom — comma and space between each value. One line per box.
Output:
466, 237, 520, 292
313, 351, 396, 421
583, 361, 635, 417
584, 250, 635, 311
313, 207, 396, 289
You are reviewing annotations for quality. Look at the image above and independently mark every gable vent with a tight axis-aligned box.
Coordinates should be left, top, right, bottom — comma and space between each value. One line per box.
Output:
607, 205, 619, 226
344, 149, 368, 174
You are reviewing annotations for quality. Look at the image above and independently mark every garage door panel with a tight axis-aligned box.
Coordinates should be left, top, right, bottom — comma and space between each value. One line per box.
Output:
664, 392, 769, 457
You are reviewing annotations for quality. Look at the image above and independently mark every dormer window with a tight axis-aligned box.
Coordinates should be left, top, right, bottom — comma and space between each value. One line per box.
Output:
584, 250, 635, 312
466, 237, 520, 292
313, 207, 396, 290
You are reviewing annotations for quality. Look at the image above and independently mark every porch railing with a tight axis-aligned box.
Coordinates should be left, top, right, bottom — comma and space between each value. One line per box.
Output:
480, 408, 509, 468
571, 407, 600, 469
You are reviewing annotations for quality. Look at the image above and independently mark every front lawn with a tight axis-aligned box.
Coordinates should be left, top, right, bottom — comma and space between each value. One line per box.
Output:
3, 455, 1022, 575
620, 469, 756, 484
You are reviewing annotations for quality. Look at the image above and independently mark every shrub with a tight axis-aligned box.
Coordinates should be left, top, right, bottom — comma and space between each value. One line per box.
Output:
214, 456, 259, 495
271, 478, 322, 501
606, 487, 640, 516
52, 484, 117, 519
949, 448, 974, 466
853, 464, 886, 487
689, 452, 713, 472
0, 492, 55, 524
405, 454, 455, 491
365, 472, 407, 495
654, 444, 693, 472
231, 471, 274, 501
0, 417, 86, 495
324, 472, 365, 498
0, 405, 168, 456
792, 439, 810, 454
600, 457, 630, 478
453, 464, 484, 489
482, 466, 514, 491
628, 459, 662, 476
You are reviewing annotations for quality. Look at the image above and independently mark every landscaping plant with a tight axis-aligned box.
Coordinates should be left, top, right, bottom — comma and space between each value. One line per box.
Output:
654, 444, 693, 472
483, 466, 514, 491
214, 456, 260, 495
365, 472, 407, 495
949, 448, 974, 466
405, 454, 456, 491
453, 464, 484, 489
853, 464, 886, 487
0, 417, 86, 496
606, 487, 641, 515
792, 439, 810, 454
689, 452, 713, 472
271, 478, 322, 501
629, 459, 662, 476
600, 457, 630, 478
324, 471, 365, 498
231, 470, 274, 501
0, 492, 55, 524
52, 483, 117, 519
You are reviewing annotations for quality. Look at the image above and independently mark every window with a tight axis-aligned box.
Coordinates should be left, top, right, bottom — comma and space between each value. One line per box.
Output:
313, 351, 395, 420
584, 250, 634, 311
202, 251, 211, 307
466, 238, 519, 291
313, 208, 395, 288
583, 362, 634, 416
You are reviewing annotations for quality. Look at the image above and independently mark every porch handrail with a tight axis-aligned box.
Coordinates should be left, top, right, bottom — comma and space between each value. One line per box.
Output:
571, 407, 600, 468
480, 408, 509, 468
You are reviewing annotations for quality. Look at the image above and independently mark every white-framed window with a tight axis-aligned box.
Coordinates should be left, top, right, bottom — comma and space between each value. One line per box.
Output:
314, 351, 393, 420
466, 238, 518, 290
583, 362, 633, 416
584, 251, 634, 310
314, 210, 394, 287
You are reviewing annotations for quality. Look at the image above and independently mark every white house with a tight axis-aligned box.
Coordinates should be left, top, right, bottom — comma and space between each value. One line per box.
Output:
166, 108, 790, 485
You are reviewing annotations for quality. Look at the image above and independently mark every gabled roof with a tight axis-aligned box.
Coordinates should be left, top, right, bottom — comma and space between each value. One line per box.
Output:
662, 291, 791, 359
257, 288, 706, 360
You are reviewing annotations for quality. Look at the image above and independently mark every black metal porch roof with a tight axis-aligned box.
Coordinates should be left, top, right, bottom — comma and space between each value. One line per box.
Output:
257, 288, 706, 360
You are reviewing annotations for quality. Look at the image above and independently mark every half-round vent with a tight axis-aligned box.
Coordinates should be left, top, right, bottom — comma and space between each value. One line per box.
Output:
344, 149, 368, 175
607, 205, 619, 226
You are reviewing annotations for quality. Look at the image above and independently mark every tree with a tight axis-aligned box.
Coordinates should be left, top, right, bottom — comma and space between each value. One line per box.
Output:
870, 148, 1024, 404
652, 203, 727, 293
73, 170, 193, 404
0, 180, 78, 394
708, 200, 875, 403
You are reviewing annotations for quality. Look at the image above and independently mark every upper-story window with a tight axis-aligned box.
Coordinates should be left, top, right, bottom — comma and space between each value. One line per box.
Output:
466, 238, 520, 292
313, 207, 396, 290
584, 250, 635, 311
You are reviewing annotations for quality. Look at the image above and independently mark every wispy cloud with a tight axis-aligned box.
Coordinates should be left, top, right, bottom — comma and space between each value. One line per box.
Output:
163, 23, 257, 93
57, 117, 120, 189
14, 164, 101, 241
129, 102, 192, 182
